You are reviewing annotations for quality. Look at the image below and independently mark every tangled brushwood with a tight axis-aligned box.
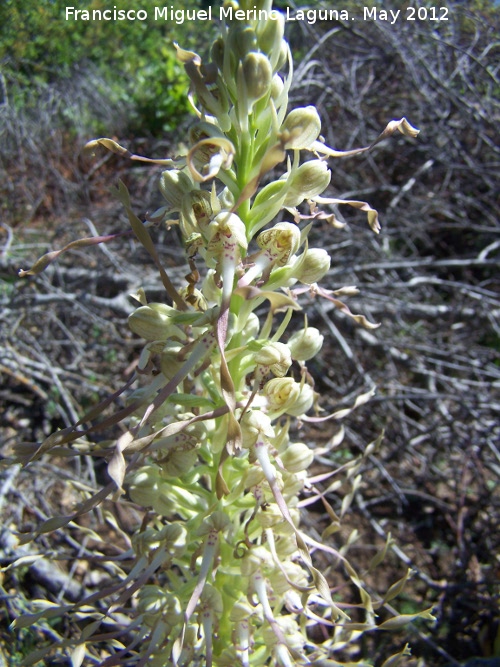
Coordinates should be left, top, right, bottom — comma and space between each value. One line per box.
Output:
11, 1, 433, 664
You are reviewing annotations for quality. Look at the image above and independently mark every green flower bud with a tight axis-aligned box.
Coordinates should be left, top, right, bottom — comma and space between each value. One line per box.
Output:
286, 383, 315, 417
128, 465, 174, 515
255, 502, 286, 529
136, 585, 167, 624
243, 465, 266, 489
280, 106, 321, 150
263, 377, 301, 415
198, 510, 231, 535
158, 447, 198, 477
227, 24, 258, 61
262, 616, 305, 652
287, 327, 324, 361
282, 470, 307, 499
254, 341, 292, 377
275, 39, 289, 71
267, 561, 308, 595
159, 169, 193, 209
200, 269, 220, 303
257, 11, 285, 59
291, 247, 331, 284
230, 598, 256, 623
279, 442, 314, 473
270, 73, 284, 101
211, 36, 225, 71
241, 545, 272, 576
128, 303, 184, 342
199, 584, 224, 617
160, 341, 185, 380
241, 409, 275, 448
241, 52, 273, 106
137, 586, 181, 629
283, 159, 331, 207
132, 523, 187, 557
165, 522, 188, 548
239, 311, 260, 339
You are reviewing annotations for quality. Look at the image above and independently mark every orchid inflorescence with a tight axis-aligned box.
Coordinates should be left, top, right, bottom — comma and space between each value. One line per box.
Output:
15, 1, 434, 665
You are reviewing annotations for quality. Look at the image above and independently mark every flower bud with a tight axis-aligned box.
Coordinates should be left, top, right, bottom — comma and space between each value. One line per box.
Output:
254, 341, 292, 377
287, 327, 324, 361
128, 465, 174, 515
276, 39, 289, 71
262, 617, 305, 652
211, 36, 225, 71
241, 409, 275, 448
270, 73, 284, 102
241, 52, 272, 106
159, 169, 193, 209
241, 545, 272, 576
280, 106, 321, 150
282, 471, 307, 500
257, 11, 285, 59
158, 447, 198, 477
268, 561, 308, 596
137, 586, 181, 629
162, 523, 188, 557
227, 24, 258, 61
199, 584, 224, 618
279, 442, 314, 473
198, 510, 231, 535
128, 303, 184, 342
283, 159, 331, 207
239, 311, 260, 339
160, 341, 185, 380
243, 465, 266, 489
286, 383, 315, 417
263, 377, 301, 415
255, 502, 286, 529
291, 247, 331, 284
230, 598, 256, 623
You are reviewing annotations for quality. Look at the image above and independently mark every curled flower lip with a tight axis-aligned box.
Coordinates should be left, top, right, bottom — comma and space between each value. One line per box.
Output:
309, 116, 420, 158
187, 136, 236, 182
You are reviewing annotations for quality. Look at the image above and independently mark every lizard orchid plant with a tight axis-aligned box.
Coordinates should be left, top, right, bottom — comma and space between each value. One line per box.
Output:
15, 1, 434, 665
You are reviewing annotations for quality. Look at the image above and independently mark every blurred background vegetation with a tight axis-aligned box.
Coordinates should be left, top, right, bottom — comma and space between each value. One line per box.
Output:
1, 1, 499, 665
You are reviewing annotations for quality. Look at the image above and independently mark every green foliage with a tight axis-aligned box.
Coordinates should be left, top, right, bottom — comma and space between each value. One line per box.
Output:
0, 0, 213, 135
